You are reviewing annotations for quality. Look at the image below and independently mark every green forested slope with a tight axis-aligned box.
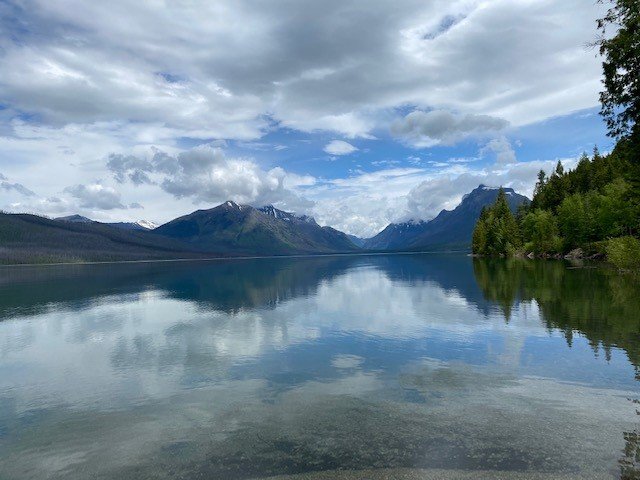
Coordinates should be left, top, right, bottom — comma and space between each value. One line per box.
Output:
0, 213, 203, 264
472, 0, 640, 270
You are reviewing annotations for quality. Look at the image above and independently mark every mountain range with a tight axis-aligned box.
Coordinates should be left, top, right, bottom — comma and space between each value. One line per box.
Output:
0, 185, 529, 264
365, 185, 529, 251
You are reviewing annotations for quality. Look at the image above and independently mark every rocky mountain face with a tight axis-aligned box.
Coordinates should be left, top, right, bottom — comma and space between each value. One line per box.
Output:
153, 201, 359, 255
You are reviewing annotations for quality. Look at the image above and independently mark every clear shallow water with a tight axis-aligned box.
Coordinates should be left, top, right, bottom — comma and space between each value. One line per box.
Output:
0, 254, 638, 479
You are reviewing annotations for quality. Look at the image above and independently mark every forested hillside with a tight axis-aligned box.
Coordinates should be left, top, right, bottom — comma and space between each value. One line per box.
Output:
473, 0, 640, 270
472, 143, 639, 267
0, 212, 204, 264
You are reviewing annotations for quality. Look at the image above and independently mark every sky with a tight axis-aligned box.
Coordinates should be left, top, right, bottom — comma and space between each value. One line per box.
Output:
0, 0, 614, 238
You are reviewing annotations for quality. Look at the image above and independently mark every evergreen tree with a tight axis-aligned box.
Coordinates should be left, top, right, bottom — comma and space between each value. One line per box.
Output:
595, 0, 640, 145
531, 170, 547, 210
571, 153, 592, 193
542, 162, 567, 211
595, 0, 640, 211
471, 188, 521, 256
472, 207, 489, 254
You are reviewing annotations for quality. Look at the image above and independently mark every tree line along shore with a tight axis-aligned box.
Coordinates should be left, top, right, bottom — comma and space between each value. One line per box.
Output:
472, 1, 640, 272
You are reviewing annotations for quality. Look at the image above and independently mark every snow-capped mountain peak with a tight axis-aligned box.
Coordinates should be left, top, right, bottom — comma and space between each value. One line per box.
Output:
223, 200, 243, 210
258, 205, 317, 225
135, 219, 157, 230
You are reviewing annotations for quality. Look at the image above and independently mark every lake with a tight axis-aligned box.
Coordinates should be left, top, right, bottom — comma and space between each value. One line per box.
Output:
0, 254, 638, 479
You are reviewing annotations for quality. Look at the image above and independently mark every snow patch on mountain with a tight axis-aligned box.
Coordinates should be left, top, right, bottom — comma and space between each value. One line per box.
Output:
258, 205, 317, 225
135, 220, 158, 230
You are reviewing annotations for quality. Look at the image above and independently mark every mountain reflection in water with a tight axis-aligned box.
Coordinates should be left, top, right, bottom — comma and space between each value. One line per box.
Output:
0, 254, 638, 479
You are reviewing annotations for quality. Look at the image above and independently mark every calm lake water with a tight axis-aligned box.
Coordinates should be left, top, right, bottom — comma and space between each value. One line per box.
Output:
0, 254, 638, 479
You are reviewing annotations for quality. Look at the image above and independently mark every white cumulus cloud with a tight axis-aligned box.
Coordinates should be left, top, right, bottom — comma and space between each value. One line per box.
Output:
323, 140, 358, 156
107, 144, 315, 213
63, 183, 125, 210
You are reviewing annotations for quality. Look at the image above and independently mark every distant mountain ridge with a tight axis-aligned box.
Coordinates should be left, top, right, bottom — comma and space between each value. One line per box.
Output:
56, 214, 94, 223
364, 185, 529, 251
56, 215, 158, 231
152, 201, 359, 255
107, 220, 159, 231
1, 212, 202, 265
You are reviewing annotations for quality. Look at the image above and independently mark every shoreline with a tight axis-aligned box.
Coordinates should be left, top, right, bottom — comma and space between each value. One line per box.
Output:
0, 249, 626, 272
0, 249, 470, 268
251, 468, 615, 480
